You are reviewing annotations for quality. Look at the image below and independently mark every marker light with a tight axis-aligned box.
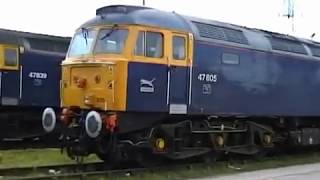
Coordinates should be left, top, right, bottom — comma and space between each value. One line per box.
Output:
104, 114, 118, 132
77, 78, 87, 88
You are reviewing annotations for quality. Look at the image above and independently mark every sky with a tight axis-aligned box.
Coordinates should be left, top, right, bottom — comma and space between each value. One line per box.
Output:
1, 0, 320, 41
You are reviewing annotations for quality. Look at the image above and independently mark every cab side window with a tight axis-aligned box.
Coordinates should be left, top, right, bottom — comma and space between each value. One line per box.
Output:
135, 31, 163, 58
4, 48, 18, 66
172, 36, 186, 60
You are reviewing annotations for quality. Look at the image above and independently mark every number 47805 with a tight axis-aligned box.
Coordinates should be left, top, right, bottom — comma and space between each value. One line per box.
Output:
197, 73, 217, 83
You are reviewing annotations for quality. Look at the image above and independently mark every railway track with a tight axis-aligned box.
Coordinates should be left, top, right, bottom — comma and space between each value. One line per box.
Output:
1, 147, 318, 180
0, 138, 59, 150
0, 160, 199, 180
0, 162, 102, 176
0, 133, 61, 150
2, 166, 147, 180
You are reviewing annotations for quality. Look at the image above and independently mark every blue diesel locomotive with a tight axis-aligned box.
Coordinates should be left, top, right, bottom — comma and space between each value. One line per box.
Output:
43, 5, 320, 163
0, 29, 69, 146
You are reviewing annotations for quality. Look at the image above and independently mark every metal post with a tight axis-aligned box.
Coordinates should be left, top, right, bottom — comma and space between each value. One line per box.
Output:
143, 0, 145, 6
282, 0, 295, 33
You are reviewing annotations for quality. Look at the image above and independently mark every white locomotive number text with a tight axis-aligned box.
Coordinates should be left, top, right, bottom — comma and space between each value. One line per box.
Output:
197, 73, 217, 83
29, 72, 48, 79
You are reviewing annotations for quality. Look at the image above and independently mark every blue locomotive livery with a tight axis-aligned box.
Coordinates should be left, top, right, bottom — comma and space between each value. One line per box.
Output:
0, 29, 69, 145
43, 5, 320, 163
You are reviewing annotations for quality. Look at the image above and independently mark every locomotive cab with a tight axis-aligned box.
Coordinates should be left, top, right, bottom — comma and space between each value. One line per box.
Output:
61, 25, 130, 111
0, 44, 19, 70
0, 44, 20, 106
62, 25, 193, 110
59, 23, 193, 136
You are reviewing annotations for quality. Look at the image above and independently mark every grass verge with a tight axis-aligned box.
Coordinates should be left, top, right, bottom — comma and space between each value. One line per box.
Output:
1, 148, 320, 179
100, 150, 320, 180
0, 148, 99, 168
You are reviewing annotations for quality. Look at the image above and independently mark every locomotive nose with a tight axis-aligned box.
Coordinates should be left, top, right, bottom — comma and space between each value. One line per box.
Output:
85, 111, 102, 138
42, 107, 57, 133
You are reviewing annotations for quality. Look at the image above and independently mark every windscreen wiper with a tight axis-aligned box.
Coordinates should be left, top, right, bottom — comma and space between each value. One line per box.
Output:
82, 28, 89, 45
100, 24, 119, 40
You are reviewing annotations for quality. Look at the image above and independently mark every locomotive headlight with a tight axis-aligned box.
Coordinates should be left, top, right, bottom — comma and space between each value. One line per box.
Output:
85, 111, 102, 138
42, 107, 57, 133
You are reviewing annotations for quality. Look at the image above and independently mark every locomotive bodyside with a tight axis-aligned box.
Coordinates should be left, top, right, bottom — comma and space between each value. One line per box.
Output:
47, 5, 320, 163
190, 41, 320, 116
20, 51, 62, 107
0, 29, 70, 141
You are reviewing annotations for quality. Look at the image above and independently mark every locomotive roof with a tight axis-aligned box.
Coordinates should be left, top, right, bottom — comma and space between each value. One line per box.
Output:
81, 5, 192, 32
0, 28, 70, 45
0, 28, 70, 54
83, 5, 320, 57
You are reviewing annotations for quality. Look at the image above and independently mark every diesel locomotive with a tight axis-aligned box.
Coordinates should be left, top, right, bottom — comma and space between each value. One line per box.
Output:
43, 5, 320, 163
0, 29, 69, 147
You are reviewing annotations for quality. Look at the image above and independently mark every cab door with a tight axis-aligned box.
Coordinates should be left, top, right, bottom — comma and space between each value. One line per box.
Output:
168, 33, 192, 114
0, 45, 20, 105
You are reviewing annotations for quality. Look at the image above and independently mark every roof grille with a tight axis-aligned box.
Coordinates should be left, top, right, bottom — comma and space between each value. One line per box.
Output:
192, 21, 248, 45
308, 45, 320, 57
268, 37, 307, 55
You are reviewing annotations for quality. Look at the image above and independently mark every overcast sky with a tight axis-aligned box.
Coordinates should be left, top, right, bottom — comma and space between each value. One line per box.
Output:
1, 0, 320, 40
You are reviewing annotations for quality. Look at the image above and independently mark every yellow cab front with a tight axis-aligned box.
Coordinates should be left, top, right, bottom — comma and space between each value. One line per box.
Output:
61, 25, 134, 112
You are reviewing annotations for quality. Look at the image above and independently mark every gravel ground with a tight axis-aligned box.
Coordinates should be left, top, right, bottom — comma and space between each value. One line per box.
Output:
192, 163, 320, 180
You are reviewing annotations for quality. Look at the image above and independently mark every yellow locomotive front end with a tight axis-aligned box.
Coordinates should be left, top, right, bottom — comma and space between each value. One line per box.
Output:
58, 25, 134, 140
62, 26, 130, 112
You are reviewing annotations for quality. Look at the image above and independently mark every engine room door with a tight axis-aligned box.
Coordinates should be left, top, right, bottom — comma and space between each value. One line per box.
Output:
168, 33, 192, 114
0, 45, 20, 106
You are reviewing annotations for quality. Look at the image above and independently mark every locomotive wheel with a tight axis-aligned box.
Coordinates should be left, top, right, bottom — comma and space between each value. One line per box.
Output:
96, 152, 111, 161
95, 134, 121, 165
94, 151, 116, 169
201, 151, 220, 164
96, 148, 126, 168
135, 148, 165, 167
252, 147, 269, 161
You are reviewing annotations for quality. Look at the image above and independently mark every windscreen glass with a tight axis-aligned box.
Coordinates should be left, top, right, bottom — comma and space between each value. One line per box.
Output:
93, 28, 128, 54
68, 29, 97, 57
